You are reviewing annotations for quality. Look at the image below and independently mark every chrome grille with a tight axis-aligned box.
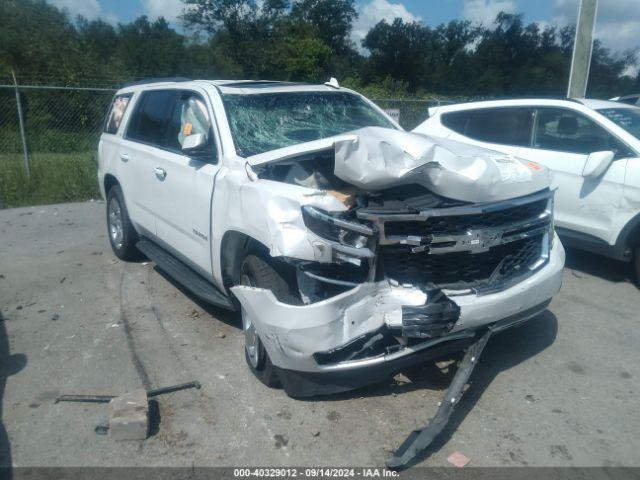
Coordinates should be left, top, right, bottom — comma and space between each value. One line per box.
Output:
359, 189, 553, 291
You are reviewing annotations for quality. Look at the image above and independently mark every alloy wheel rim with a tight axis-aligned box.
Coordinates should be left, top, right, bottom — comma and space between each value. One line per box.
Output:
240, 271, 261, 369
108, 198, 124, 249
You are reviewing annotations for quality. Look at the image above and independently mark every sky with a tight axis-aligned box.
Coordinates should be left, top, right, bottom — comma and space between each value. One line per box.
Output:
48, 0, 640, 55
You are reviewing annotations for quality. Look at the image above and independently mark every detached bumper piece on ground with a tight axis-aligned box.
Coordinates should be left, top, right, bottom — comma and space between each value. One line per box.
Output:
386, 329, 493, 470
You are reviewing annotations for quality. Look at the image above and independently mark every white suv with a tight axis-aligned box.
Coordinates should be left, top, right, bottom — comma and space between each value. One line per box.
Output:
415, 99, 640, 279
611, 94, 640, 106
99, 79, 564, 398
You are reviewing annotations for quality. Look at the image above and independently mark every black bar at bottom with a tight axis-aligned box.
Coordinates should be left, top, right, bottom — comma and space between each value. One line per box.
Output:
386, 328, 493, 469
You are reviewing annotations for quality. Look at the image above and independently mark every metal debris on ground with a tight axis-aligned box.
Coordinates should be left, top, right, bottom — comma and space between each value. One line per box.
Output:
386, 329, 492, 470
55, 380, 202, 404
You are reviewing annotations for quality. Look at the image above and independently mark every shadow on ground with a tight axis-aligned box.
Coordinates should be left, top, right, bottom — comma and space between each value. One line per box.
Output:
564, 247, 635, 285
0, 309, 28, 477
153, 267, 240, 328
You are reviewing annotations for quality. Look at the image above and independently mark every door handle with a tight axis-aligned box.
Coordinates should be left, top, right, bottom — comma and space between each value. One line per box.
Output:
119, 153, 129, 162
154, 167, 167, 179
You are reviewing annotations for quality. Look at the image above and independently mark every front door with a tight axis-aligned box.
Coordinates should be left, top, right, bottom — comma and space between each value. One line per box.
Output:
152, 90, 220, 277
516, 107, 629, 244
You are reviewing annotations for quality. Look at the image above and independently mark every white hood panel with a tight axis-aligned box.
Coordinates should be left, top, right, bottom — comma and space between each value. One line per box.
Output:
248, 126, 549, 203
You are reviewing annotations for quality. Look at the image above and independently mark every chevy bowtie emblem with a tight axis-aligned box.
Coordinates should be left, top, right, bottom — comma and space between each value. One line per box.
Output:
465, 229, 503, 253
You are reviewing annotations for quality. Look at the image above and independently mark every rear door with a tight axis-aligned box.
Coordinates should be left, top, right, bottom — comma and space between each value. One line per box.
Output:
152, 89, 220, 277
515, 107, 630, 243
120, 89, 178, 237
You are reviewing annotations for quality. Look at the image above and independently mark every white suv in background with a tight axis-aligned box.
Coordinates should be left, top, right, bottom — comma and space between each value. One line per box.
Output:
611, 94, 640, 106
415, 99, 640, 279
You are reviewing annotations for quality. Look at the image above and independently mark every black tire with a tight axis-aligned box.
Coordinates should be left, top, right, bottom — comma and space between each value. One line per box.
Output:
106, 185, 140, 261
239, 254, 301, 388
634, 244, 640, 285
241, 255, 301, 305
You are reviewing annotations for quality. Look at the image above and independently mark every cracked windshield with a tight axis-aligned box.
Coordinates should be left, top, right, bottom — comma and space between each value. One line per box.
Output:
221, 91, 396, 157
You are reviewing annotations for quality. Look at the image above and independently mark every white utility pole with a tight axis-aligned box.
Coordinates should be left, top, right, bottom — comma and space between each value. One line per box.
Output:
567, 0, 598, 98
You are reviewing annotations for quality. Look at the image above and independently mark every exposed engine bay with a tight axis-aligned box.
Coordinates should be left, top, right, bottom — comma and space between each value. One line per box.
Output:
252, 129, 555, 301
231, 128, 559, 377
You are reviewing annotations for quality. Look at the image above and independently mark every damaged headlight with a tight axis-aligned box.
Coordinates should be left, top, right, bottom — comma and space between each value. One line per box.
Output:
301, 205, 376, 250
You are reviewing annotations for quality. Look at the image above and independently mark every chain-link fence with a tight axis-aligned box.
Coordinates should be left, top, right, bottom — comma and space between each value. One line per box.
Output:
0, 84, 115, 207
371, 98, 450, 131
0, 83, 463, 208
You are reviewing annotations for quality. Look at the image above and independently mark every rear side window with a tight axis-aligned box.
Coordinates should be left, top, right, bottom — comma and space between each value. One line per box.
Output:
104, 93, 132, 134
442, 107, 534, 147
126, 90, 177, 146
442, 107, 533, 147
441, 110, 470, 134
619, 96, 640, 106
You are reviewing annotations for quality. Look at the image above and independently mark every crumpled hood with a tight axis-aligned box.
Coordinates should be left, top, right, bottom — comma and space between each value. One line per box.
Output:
247, 126, 550, 203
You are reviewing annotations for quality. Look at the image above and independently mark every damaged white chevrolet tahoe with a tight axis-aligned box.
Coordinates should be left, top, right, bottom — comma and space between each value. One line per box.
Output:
98, 79, 565, 399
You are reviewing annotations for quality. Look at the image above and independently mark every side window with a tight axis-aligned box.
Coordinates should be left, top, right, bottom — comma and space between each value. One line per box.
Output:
441, 110, 472, 135
443, 108, 533, 147
126, 90, 177, 147
165, 92, 213, 153
533, 108, 628, 156
104, 93, 132, 134
619, 96, 639, 106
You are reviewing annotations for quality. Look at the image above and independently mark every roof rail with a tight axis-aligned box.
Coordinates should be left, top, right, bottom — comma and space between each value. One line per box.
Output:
220, 80, 314, 88
123, 77, 191, 87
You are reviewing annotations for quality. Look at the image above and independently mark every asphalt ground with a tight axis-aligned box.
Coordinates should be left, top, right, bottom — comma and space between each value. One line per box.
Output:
0, 201, 639, 468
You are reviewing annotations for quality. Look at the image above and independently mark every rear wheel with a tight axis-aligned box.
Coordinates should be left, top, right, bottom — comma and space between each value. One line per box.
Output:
106, 185, 140, 261
239, 254, 300, 388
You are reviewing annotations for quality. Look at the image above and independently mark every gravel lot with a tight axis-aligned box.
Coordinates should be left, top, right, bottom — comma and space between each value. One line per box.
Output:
1, 201, 639, 468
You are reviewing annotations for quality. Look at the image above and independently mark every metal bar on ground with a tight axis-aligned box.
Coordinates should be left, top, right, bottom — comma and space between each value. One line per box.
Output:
385, 328, 493, 470
11, 70, 30, 178
55, 395, 115, 404
55, 381, 201, 404
147, 381, 201, 398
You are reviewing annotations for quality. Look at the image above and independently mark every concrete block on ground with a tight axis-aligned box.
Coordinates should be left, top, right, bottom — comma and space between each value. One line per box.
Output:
108, 388, 148, 441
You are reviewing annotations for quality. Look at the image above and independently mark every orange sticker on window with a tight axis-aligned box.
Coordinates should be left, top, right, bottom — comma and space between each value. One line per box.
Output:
527, 161, 542, 171
183, 123, 193, 135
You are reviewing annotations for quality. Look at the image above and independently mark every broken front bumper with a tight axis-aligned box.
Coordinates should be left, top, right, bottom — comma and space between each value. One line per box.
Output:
231, 235, 564, 396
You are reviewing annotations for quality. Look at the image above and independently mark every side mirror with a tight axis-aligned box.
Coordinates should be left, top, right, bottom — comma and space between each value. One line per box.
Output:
582, 151, 614, 179
182, 133, 208, 155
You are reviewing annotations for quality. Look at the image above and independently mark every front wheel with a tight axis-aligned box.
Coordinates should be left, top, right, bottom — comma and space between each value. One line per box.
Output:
238, 254, 300, 388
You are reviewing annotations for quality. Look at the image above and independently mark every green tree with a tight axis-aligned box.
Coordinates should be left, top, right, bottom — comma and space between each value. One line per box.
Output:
290, 0, 357, 53
116, 16, 189, 77
0, 0, 82, 81
362, 19, 431, 91
182, 0, 258, 38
